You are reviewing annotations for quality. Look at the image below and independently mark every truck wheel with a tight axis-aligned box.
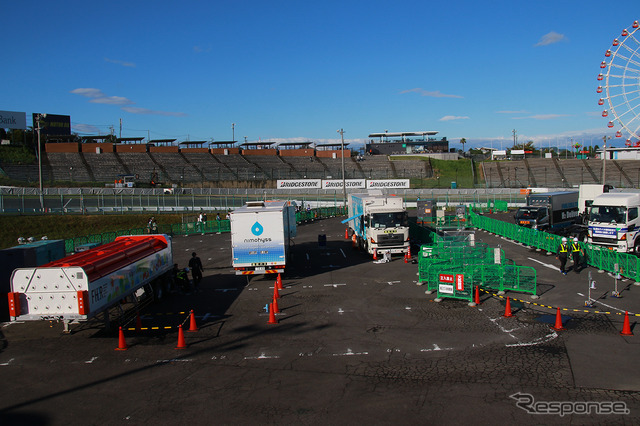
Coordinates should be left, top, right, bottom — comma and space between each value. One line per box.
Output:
579, 232, 588, 243
635, 240, 640, 256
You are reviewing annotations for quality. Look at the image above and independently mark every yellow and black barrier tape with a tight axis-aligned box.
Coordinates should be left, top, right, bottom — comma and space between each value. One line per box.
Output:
479, 288, 639, 317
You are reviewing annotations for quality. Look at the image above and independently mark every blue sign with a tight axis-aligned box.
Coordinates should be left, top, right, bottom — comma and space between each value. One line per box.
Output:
251, 221, 264, 236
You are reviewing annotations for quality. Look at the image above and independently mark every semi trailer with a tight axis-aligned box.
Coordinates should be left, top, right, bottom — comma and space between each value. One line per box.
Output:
7, 234, 173, 331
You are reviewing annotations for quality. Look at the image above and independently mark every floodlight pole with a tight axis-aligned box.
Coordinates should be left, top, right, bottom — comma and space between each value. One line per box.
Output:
337, 128, 346, 208
35, 113, 46, 212
602, 135, 610, 184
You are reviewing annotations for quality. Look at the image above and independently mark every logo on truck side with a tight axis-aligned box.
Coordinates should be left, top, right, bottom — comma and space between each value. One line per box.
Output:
251, 221, 264, 236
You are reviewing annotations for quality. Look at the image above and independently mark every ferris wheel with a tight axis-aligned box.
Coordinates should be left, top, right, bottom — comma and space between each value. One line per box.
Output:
598, 20, 640, 146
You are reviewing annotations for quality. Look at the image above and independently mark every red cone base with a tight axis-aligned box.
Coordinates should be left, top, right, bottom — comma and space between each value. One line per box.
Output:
268, 303, 278, 324
621, 311, 634, 336
474, 286, 481, 306
115, 326, 128, 351
176, 325, 187, 349
552, 307, 565, 330
188, 309, 198, 332
503, 297, 513, 318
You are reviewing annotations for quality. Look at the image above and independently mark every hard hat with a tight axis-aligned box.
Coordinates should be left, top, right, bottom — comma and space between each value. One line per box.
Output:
561, 237, 567, 242
573, 237, 579, 242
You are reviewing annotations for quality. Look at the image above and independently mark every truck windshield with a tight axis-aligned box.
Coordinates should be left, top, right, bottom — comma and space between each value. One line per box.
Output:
589, 205, 627, 223
370, 212, 409, 229
515, 208, 543, 219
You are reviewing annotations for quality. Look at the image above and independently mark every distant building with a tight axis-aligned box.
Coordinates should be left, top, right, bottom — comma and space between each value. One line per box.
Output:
597, 146, 640, 160
365, 131, 449, 155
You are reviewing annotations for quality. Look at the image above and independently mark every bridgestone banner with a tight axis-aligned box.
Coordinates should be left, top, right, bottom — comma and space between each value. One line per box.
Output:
367, 179, 410, 189
0, 110, 27, 130
277, 179, 322, 189
322, 179, 366, 189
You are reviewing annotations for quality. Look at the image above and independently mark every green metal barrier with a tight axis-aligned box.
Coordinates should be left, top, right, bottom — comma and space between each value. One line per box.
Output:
467, 210, 640, 284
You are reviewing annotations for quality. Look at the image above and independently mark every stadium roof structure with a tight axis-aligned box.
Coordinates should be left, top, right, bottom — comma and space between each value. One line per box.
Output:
316, 143, 349, 150
368, 131, 439, 138
178, 140, 207, 148
45, 135, 77, 143
239, 141, 275, 149
209, 141, 237, 147
116, 137, 145, 144
277, 142, 313, 149
149, 139, 176, 146
82, 135, 112, 142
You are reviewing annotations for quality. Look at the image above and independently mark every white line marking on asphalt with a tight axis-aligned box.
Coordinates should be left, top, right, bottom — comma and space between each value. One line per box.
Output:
340, 249, 346, 258
84, 357, 98, 364
2, 321, 24, 328
506, 330, 558, 347
338, 308, 344, 314
157, 359, 193, 363
527, 257, 560, 271
215, 288, 238, 293
244, 352, 280, 360
0, 358, 14, 366
589, 298, 633, 314
420, 344, 453, 352
323, 283, 346, 288
387, 280, 401, 286
332, 348, 368, 356
577, 292, 584, 297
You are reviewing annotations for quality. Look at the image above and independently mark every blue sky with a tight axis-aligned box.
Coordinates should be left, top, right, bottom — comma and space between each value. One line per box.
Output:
4, 1, 639, 150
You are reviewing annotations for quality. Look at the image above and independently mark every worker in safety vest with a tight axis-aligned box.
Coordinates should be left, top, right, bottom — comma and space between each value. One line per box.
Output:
556, 237, 569, 275
571, 237, 583, 273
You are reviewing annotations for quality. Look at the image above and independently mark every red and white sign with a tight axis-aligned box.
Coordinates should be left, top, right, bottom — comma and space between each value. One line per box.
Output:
439, 274, 454, 283
455, 274, 464, 291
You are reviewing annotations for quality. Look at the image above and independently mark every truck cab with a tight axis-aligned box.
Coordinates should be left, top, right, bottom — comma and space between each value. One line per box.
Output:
588, 192, 640, 253
514, 206, 549, 230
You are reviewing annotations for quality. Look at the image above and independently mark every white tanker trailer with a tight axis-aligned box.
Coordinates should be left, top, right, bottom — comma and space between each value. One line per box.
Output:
7, 234, 173, 331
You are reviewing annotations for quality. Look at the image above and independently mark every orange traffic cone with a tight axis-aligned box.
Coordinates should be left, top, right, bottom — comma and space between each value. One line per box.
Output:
373, 248, 378, 261
135, 313, 142, 332
503, 297, 513, 318
404, 252, 408, 263
408, 245, 411, 258
115, 326, 128, 351
474, 286, 481, 305
273, 295, 280, 314
276, 273, 283, 290
621, 311, 634, 336
352, 234, 357, 249
345, 228, 349, 239
552, 307, 565, 330
273, 283, 280, 299
268, 303, 278, 324
176, 325, 187, 349
188, 309, 198, 332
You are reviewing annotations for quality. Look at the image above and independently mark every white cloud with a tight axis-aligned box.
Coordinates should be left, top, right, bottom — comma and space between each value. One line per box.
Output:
104, 57, 136, 68
90, 96, 133, 106
70, 88, 105, 98
440, 115, 470, 121
535, 31, 567, 46
400, 88, 463, 99
72, 123, 100, 134
121, 106, 187, 117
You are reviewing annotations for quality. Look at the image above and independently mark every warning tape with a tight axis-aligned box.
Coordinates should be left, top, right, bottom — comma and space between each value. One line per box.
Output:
125, 311, 192, 332
479, 288, 638, 317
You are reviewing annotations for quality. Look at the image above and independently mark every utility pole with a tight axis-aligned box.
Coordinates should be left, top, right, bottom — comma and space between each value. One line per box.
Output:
232, 123, 235, 142
337, 128, 346, 207
512, 129, 517, 147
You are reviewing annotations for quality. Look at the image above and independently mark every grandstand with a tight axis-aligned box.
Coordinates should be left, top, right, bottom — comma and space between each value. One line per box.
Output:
2, 142, 640, 189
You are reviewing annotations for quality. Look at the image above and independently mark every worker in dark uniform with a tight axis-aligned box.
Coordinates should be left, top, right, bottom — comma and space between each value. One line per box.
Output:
556, 237, 569, 275
571, 237, 583, 273
188, 252, 203, 291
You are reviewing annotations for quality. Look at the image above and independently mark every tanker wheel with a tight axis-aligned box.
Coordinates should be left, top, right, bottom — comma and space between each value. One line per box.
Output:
635, 239, 640, 256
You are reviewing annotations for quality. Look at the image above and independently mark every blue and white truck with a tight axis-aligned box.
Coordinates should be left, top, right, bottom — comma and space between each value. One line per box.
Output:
588, 192, 640, 253
344, 191, 409, 256
230, 200, 297, 275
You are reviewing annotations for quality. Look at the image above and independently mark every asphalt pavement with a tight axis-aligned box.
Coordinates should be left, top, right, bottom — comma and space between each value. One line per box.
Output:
1, 215, 640, 425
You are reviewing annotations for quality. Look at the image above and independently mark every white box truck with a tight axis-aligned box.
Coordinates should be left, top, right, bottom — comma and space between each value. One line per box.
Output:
588, 192, 640, 253
344, 191, 409, 256
230, 200, 297, 275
